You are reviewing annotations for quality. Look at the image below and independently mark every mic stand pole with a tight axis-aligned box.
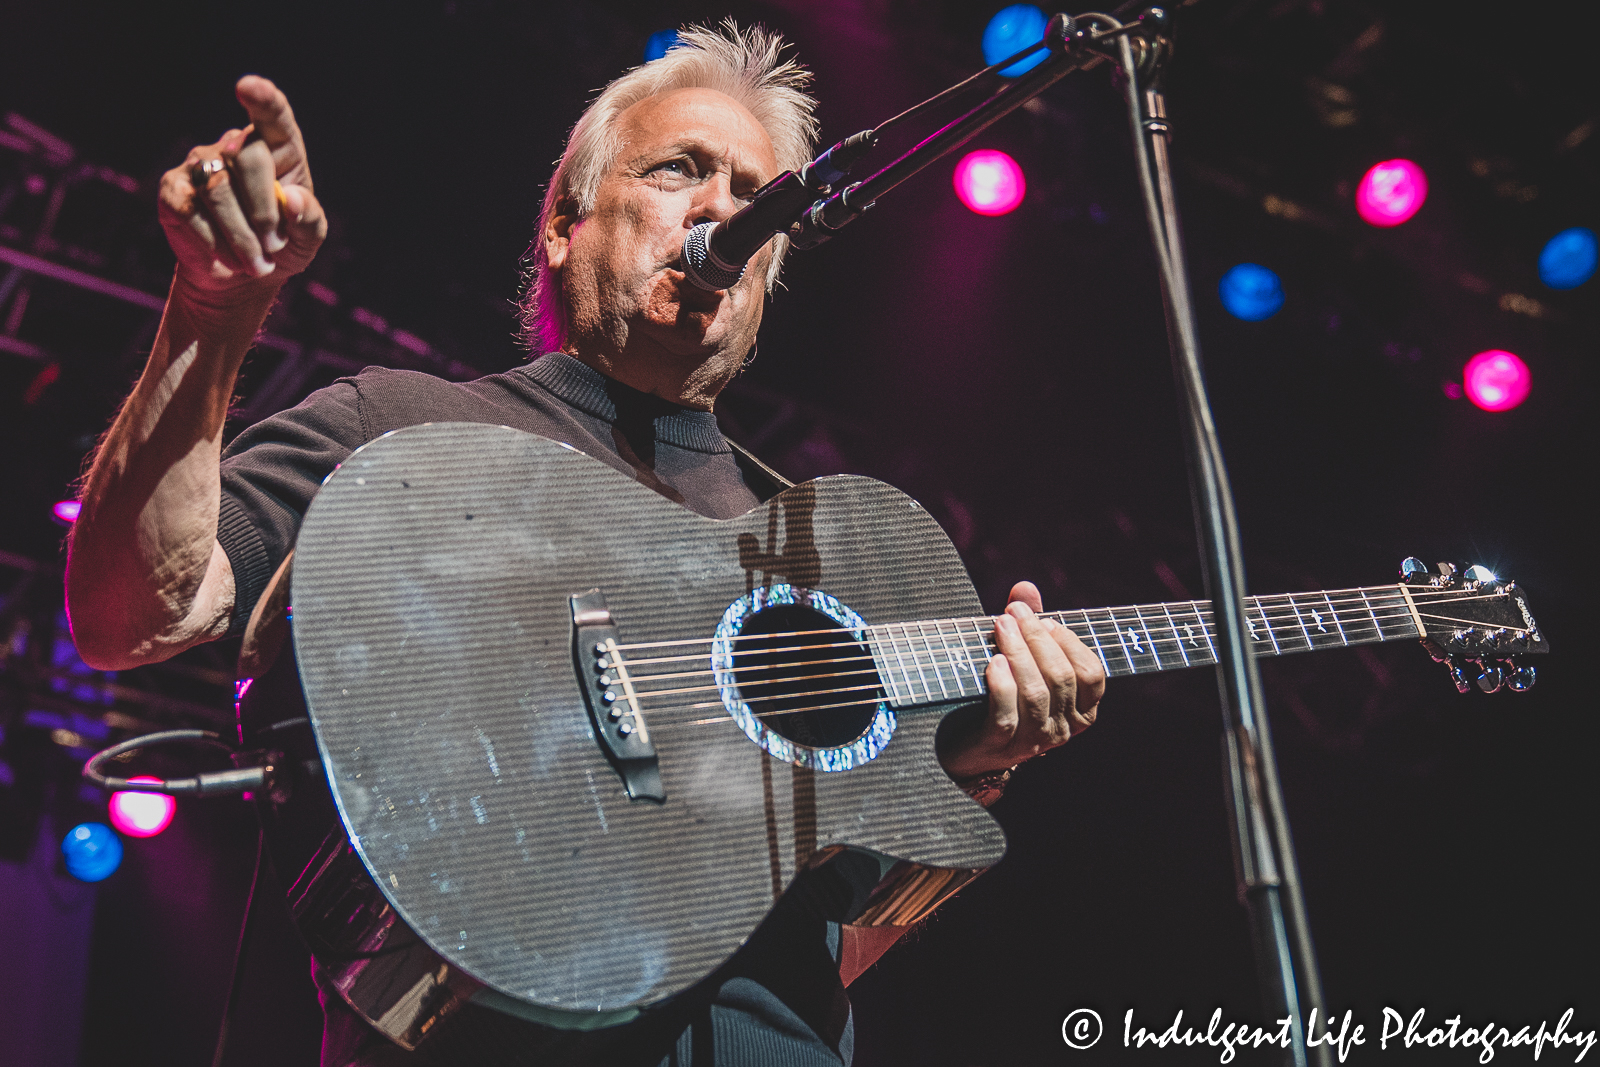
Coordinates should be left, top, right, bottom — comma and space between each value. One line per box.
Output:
1096, 14, 1330, 1066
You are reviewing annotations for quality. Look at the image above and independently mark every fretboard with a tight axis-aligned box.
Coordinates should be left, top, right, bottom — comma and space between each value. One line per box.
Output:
863, 585, 1422, 708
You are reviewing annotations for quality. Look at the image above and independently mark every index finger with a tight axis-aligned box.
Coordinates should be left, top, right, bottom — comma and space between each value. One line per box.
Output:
235, 76, 305, 158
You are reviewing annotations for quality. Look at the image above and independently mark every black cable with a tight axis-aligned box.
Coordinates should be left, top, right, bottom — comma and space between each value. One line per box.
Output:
82, 729, 269, 796
211, 824, 266, 1067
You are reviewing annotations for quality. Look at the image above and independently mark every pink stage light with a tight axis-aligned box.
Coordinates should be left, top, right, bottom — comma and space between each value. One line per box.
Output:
108, 776, 175, 838
953, 150, 1026, 216
1462, 349, 1530, 412
53, 500, 82, 524
1356, 159, 1427, 227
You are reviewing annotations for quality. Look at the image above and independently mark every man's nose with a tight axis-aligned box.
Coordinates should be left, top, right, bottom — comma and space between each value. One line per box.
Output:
689, 171, 741, 226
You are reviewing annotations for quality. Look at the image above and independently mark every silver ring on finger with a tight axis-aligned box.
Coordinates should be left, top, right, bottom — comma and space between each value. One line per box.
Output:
189, 157, 226, 191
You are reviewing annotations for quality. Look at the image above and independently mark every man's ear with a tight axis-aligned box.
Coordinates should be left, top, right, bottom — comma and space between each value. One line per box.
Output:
544, 198, 579, 271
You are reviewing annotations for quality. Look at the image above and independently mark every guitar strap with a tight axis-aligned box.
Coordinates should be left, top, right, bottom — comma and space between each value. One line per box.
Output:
725, 437, 795, 500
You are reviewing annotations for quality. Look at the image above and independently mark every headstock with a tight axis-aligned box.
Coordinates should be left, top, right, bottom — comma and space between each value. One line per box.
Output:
1400, 557, 1547, 693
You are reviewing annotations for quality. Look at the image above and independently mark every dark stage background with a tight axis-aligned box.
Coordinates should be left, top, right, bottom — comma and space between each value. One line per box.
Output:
1, 0, 1595, 1064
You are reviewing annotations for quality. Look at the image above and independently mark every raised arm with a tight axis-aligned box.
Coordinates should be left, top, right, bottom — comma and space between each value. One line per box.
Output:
66, 76, 326, 670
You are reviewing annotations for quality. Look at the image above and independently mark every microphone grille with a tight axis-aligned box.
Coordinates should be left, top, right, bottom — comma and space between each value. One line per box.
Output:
681, 223, 746, 292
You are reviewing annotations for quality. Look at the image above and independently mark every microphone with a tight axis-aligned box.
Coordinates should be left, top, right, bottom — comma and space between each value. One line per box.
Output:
679, 130, 877, 292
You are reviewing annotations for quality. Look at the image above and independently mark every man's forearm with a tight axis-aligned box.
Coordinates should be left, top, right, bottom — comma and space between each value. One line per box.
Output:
66, 272, 282, 669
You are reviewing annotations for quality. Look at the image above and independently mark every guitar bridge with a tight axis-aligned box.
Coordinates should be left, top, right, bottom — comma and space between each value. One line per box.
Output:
571, 589, 664, 803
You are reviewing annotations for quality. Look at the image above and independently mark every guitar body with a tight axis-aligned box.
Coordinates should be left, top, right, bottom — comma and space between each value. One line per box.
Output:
251, 422, 1003, 1033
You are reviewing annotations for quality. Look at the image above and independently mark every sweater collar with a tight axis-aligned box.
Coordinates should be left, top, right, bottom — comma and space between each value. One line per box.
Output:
519, 353, 731, 454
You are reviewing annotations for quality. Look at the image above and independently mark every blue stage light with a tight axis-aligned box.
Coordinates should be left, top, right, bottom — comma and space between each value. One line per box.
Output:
1219, 264, 1285, 321
61, 822, 122, 882
644, 30, 680, 63
982, 5, 1049, 77
1538, 227, 1597, 290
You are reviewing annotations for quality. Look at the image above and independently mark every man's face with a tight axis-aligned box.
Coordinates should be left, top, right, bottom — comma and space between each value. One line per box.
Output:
548, 87, 781, 406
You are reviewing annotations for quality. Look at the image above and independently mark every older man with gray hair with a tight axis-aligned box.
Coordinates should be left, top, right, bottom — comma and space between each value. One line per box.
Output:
66, 21, 1103, 1066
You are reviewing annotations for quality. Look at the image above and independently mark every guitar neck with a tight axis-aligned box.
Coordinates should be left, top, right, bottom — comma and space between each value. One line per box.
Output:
864, 584, 1423, 708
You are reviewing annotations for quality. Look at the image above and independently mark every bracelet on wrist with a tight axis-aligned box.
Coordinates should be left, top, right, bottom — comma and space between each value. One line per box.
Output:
953, 765, 1015, 806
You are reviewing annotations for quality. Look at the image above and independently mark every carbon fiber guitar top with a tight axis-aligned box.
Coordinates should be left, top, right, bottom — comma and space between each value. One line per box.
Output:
290, 423, 1004, 1018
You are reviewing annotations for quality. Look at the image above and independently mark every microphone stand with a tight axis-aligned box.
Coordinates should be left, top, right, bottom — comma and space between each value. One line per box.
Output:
1100, 13, 1329, 1066
799, 9, 1331, 1064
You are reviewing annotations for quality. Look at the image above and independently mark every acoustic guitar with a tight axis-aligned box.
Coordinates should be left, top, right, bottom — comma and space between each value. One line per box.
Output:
235, 422, 1546, 1049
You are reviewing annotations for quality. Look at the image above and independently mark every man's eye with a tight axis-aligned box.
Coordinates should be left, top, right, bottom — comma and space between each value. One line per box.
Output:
652, 160, 689, 176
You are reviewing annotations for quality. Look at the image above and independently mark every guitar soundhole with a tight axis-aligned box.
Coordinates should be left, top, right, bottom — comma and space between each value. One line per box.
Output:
731, 604, 881, 749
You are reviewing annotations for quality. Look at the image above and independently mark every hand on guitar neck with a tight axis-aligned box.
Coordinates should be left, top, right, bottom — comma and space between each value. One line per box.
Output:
939, 580, 1108, 782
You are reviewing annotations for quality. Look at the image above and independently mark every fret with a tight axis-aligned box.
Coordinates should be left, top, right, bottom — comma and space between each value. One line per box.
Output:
1357, 588, 1385, 642
915, 621, 953, 701
1370, 589, 1422, 640
1320, 591, 1351, 646
1073, 610, 1114, 675
880, 624, 913, 706
1290, 592, 1340, 652
1131, 604, 1165, 670
1159, 602, 1191, 668
1106, 606, 1160, 675
1180, 601, 1217, 666
901, 624, 936, 703
1246, 600, 1281, 654
1274, 594, 1317, 654
1332, 589, 1378, 645
1098, 608, 1135, 676
927, 619, 963, 698
959, 618, 991, 689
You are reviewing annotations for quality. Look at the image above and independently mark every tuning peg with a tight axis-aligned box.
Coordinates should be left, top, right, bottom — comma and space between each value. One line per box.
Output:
1507, 662, 1537, 692
1435, 562, 1459, 587
1475, 661, 1505, 693
1464, 564, 1497, 585
1446, 658, 1473, 694
1400, 557, 1431, 584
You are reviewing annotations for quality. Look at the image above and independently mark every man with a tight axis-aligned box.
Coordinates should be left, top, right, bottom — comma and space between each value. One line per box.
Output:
67, 23, 1104, 1066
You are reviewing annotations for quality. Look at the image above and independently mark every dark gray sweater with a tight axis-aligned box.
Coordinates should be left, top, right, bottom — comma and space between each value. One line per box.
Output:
217, 353, 857, 1067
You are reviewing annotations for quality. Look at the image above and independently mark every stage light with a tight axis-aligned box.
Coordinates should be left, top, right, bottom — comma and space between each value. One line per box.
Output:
953, 150, 1026, 216
1218, 263, 1285, 321
982, 5, 1050, 76
1538, 227, 1597, 289
644, 30, 680, 62
1462, 349, 1530, 412
1355, 159, 1427, 227
108, 776, 175, 838
61, 822, 122, 882
52, 500, 81, 524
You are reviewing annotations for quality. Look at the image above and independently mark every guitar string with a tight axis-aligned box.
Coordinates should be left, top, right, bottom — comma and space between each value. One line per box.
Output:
620, 612, 1433, 709
621, 598, 1428, 690
611, 598, 1529, 712
607, 592, 1421, 652
617, 594, 1446, 673
608, 593, 1513, 689
617, 598, 1467, 686
630, 666, 883, 700
636, 614, 1525, 735
613, 589, 1412, 665
605, 586, 1516, 659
